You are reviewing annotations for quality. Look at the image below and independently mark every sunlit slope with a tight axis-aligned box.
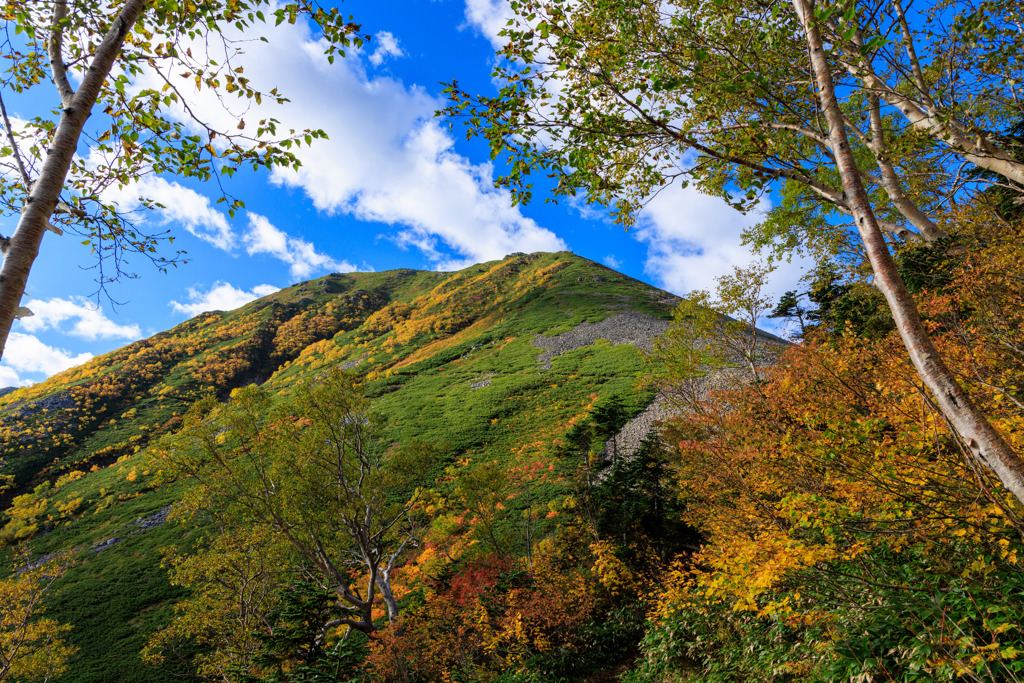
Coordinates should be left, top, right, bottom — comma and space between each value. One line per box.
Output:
0, 251, 678, 682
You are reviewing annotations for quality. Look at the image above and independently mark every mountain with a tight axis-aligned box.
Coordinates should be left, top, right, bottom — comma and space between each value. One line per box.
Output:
0, 251, 688, 682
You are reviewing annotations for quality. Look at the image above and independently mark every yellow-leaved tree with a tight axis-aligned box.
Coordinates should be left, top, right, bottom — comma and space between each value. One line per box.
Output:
0, 552, 76, 681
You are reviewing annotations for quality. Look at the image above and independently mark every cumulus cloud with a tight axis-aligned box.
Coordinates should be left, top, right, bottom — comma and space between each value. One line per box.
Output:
99, 176, 346, 279
635, 186, 808, 300
130, 16, 565, 269
603, 255, 622, 270
458, 1, 807, 301
369, 31, 404, 66
100, 174, 237, 251
463, 0, 512, 48
170, 281, 281, 316
0, 365, 25, 388
2, 332, 93, 377
18, 296, 142, 341
243, 213, 355, 279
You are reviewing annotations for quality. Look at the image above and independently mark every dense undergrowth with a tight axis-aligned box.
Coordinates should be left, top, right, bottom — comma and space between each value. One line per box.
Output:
629, 212, 1024, 682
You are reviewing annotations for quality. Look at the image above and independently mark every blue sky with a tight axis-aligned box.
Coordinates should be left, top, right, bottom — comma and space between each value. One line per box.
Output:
0, 0, 805, 387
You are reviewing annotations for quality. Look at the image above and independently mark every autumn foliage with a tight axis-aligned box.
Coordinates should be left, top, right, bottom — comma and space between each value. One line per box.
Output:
11, 241, 1024, 681
631, 218, 1024, 682
0, 552, 76, 681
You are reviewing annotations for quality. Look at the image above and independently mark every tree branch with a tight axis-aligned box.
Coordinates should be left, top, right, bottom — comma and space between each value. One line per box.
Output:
793, 0, 1024, 511
48, 0, 77, 109
591, 72, 924, 242
0, 90, 32, 191
890, 0, 932, 105
831, 32, 1024, 185
863, 92, 944, 242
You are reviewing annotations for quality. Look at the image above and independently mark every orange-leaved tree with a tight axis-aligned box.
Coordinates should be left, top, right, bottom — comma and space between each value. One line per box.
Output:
632, 224, 1024, 679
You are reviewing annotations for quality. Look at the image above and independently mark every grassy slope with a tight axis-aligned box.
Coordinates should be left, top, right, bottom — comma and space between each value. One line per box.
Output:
0, 251, 676, 682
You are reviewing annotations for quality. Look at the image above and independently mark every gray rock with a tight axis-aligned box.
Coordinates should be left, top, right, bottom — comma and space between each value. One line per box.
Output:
130, 505, 172, 533
92, 537, 122, 552
19, 552, 61, 573
341, 353, 368, 369
5, 390, 76, 418
531, 311, 671, 369
470, 373, 496, 390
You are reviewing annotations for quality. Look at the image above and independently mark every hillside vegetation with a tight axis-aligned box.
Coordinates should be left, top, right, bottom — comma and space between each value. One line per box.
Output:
4, 233, 1024, 683
0, 252, 684, 682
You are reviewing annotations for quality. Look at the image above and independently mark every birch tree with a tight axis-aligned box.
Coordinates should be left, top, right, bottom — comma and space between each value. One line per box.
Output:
446, 0, 1020, 241
443, 0, 1024, 504
793, 0, 1024, 508
0, 0, 361, 359
160, 368, 429, 635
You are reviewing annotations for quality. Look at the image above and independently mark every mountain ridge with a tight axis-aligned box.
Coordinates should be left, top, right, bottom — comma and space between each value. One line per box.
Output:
0, 250, 691, 682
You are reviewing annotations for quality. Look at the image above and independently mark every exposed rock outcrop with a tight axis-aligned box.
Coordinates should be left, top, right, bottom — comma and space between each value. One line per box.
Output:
532, 311, 671, 369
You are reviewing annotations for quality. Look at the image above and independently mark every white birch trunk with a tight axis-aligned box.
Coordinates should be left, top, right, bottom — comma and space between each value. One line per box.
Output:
792, 0, 1024, 507
0, 0, 148, 361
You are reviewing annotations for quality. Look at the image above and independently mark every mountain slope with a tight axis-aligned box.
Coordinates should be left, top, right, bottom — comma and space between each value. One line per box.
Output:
0, 251, 684, 682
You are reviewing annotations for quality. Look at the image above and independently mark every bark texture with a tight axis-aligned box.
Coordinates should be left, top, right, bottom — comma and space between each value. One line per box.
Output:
793, 0, 1024, 506
864, 94, 944, 243
0, 0, 148, 361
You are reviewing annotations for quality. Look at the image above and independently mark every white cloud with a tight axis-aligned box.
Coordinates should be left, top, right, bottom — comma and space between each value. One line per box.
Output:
342, 124, 566, 269
2, 333, 93, 376
170, 281, 281, 316
369, 31, 404, 66
635, 186, 808, 300
129, 16, 565, 269
603, 255, 622, 270
100, 174, 237, 251
17, 296, 142, 341
463, 0, 511, 49
243, 213, 355, 279
244, 213, 288, 257
0, 365, 27, 388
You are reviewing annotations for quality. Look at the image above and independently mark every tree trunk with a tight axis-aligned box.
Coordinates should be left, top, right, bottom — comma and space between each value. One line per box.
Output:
0, 0, 148, 361
864, 94, 944, 243
332, 583, 376, 634
375, 573, 401, 625
792, 0, 1024, 507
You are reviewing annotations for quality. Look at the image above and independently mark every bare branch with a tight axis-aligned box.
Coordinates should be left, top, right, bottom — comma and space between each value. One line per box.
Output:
0, 90, 32, 190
